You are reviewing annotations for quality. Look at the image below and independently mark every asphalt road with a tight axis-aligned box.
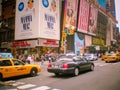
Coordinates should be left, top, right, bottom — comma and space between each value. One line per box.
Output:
3, 59, 120, 90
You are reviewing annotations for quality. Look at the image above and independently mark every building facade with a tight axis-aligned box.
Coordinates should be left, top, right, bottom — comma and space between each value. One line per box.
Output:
0, 0, 118, 57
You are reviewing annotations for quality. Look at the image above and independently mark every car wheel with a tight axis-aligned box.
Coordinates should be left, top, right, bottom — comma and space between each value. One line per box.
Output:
30, 68, 37, 77
54, 73, 60, 76
90, 64, 94, 71
0, 74, 2, 81
74, 68, 79, 76
105, 61, 109, 63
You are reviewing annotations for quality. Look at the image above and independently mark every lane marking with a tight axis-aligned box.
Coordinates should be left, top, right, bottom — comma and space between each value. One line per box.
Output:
17, 84, 36, 89
99, 63, 108, 66
31, 86, 51, 90
52, 89, 61, 90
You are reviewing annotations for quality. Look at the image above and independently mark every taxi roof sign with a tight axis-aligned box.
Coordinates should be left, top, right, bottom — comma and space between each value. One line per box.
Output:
0, 53, 13, 58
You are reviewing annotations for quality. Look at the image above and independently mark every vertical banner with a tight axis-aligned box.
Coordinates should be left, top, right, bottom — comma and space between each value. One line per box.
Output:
64, 0, 78, 31
39, 0, 60, 40
106, 19, 111, 46
15, 0, 39, 40
78, 0, 90, 33
85, 35, 92, 47
113, 27, 117, 40
88, 5, 98, 34
60, 0, 78, 50
74, 32, 84, 55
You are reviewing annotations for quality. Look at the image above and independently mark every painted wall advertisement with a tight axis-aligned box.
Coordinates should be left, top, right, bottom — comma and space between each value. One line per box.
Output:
15, 0, 60, 40
74, 32, 84, 55
78, 0, 90, 33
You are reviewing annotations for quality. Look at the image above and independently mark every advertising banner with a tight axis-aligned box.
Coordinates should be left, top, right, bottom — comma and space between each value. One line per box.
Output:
106, 19, 111, 46
37, 38, 59, 47
113, 27, 117, 40
15, 0, 39, 40
39, 0, 60, 40
74, 32, 84, 55
9, 40, 37, 48
64, 0, 78, 31
88, 5, 98, 34
78, 0, 90, 33
15, 0, 60, 40
85, 35, 92, 47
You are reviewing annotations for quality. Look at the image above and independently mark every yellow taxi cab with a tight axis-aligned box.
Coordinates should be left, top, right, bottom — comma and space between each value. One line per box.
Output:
104, 53, 120, 63
0, 53, 41, 80
116, 53, 120, 59
101, 54, 107, 60
100, 52, 109, 61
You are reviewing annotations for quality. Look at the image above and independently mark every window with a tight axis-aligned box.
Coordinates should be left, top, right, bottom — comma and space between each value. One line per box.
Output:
13, 60, 24, 66
0, 60, 12, 66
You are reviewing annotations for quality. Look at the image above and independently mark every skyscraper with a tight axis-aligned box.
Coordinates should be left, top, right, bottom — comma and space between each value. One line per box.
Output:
106, 0, 116, 17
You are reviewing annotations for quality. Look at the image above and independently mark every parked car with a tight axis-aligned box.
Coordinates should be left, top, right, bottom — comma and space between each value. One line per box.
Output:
0, 57, 41, 80
47, 55, 94, 76
104, 53, 120, 63
0, 81, 18, 90
84, 53, 98, 61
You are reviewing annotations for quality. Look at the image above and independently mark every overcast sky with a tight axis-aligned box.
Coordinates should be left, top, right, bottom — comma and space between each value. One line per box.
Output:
115, 0, 120, 31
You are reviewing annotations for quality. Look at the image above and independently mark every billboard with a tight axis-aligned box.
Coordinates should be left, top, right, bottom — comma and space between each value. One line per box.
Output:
64, 0, 78, 31
97, 0, 106, 8
77, 0, 90, 33
85, 35, 92, 47
88, 5, 98, 34
74, 32, 84, 55
106, 0, 116, 17
15, 0, 60, 40
15, 0, 39, 40
106, 19, 111, 46
39, 0, 60, 40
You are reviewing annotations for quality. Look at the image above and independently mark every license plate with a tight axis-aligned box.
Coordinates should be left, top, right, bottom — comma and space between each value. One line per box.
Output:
52, 65, 59, 68
54, 65, 59, 68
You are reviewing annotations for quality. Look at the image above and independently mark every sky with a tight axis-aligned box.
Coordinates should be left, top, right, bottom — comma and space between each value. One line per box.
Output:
115, 0, 120, 31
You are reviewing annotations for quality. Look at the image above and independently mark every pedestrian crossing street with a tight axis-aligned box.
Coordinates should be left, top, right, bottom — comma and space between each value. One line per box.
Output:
5, 80, 61, 90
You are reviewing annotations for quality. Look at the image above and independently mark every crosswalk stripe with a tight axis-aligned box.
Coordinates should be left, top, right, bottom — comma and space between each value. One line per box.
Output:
4, 81, 61, 90
31, 86, 51, 90
17, 84, 36, 89
52, 89, 61, 90
12, 82, 25, 86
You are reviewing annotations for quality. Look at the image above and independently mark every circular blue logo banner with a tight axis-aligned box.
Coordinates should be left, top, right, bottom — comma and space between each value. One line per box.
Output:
42, 0, 49, 8
18, 2, 24, 11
